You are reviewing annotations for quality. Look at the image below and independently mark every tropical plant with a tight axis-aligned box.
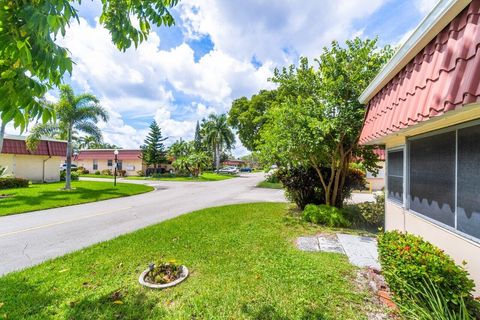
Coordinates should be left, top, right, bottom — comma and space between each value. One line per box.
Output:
0, 165, 10, 178
169, 140, 210, 177
259, 38, 393, 207
140, 121, 167, 170
27, 85, 108, 190
202, 114, 235, 172
78, 136, 98, 149
167, 139, 190, 160
0, 1, 178, 145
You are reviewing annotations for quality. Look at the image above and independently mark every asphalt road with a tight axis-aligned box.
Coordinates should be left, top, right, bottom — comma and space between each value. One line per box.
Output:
0, 173, 285, 275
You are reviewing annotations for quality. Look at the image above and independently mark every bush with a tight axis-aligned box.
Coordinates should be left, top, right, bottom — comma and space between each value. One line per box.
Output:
136, 170, 144, 177
0, 177, 29, 190
356, 192, 385, 227
76, 166, 89, 174
101, 169, 112, 176
117, 170, 126, 177
94, 171, 101, 175
277, 166, 367, 209
264, 171, 279, 183
378, 231, 479, 317
302, 204, 351, 228
60, 171, 79, 181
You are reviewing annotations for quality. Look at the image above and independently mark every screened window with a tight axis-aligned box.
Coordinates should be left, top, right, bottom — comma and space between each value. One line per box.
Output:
387, 150, 404, 203
93, 159, 98, 170
457, 125, 480, 239
409, 132, 456, 227
107, 159, 113, 167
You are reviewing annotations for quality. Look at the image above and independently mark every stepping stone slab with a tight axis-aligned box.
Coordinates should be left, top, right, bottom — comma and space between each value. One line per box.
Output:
296, 236, 320, 251
336, 234, 380, 269
318, 236, 344, 254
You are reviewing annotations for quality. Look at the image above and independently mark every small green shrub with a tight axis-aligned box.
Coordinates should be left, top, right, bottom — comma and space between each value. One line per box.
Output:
356, 192, 385, 227
136, 170, 144, 177
302, 204, 351, 228
76, 166, 89, 174
265, 171, 279, 183
60, 171, 79, 181
378, 231, 479, 317
94, 170, 101, 175
397, 278, 474, 320
101, 169, 112, 176
0, 177, 29, 190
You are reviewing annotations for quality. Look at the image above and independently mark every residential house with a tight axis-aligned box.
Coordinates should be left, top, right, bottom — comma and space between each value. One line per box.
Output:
360, 0, 480, 293
74, 149, 173, 176
0, 134, 67, 182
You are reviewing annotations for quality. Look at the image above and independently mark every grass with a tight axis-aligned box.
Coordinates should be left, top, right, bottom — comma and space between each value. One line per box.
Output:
0, 181, 153, 217
126, 172, 236, 182
0, 203, 380, 319
79, 174, 114, 179
257, 180, 283, 189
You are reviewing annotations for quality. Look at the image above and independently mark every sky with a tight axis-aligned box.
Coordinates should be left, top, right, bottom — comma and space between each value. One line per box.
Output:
8, 0, 438, 156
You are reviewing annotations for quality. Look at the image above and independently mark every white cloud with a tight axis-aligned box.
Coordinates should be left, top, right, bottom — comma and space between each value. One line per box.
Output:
179, 0, 387, 64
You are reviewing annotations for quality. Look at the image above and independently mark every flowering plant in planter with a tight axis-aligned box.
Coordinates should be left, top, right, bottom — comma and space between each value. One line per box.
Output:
145, 261, 182, 285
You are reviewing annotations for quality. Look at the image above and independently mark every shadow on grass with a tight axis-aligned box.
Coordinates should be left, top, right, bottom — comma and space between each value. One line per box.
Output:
0, 278, 60, 319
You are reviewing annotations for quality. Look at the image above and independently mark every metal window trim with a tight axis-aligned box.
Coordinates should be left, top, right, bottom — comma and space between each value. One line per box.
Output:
408, 118, 480, 141
386, 146, 406, 207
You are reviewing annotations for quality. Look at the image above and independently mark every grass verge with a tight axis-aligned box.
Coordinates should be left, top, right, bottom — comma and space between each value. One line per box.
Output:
0, 181, 153, 217
0, 202, 378, 319
257, 181, 283, 189
126, 172, 236, 182
79, 174, 114, 179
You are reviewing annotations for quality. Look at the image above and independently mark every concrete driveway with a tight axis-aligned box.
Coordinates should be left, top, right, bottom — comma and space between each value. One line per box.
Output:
0, 173, 285, 275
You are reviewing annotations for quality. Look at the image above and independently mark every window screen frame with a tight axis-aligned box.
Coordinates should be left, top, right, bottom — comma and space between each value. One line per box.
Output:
386, 146, 406, 206
406, 119, 480, 244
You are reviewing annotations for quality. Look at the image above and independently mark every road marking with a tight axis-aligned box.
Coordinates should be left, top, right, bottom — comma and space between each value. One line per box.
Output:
0, 206, 134, 238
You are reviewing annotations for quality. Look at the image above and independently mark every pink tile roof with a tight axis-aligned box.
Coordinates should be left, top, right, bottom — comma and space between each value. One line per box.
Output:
360, 1, 480, 144
75, 149, 142, 161
1, 136, 66, 157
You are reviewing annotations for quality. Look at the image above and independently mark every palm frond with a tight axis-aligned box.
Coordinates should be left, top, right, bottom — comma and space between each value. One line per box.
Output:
26, 123, 61, 151
74, 121, 103, 142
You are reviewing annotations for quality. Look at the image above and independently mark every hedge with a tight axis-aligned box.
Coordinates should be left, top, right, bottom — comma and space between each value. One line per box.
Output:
0, 177, 29, 190
378, 231, 479, 316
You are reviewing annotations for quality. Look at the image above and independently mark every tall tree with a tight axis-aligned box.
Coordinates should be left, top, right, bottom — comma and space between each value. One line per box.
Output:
202, 114, 235, 172
140, 121, 167, 171
194, 121, 203, 151
228, 90, 277, 151
260, 38, 393, 206
27, 85, 108, 190
0, 0, 178, 150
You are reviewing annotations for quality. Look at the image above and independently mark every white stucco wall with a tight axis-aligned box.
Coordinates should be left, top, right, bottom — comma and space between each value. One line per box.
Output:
0, 154, 61, 182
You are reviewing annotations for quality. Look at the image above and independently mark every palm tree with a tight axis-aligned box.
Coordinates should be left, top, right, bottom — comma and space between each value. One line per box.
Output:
78, 135, 99, 149
202, 114, 235, 172
27, 85, 108, 190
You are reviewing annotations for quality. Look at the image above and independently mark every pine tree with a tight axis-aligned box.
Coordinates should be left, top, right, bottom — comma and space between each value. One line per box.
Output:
194, 120, 202, 151
141, 121, 168, 170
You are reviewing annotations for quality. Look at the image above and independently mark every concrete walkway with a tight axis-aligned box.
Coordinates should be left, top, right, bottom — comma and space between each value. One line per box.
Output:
297, 233, 380, 269
0, 173, 285, 275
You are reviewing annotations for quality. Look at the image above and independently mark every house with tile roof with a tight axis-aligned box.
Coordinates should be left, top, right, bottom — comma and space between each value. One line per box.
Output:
360, 0, 480, 293
0, 135, 67, 182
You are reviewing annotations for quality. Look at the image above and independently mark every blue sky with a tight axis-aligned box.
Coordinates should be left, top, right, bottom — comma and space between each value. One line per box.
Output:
15, 0, 438, 155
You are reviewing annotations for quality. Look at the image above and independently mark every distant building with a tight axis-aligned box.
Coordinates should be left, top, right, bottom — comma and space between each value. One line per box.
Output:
0, 134, 67, 182
74, 149, 172, 176
222, 159, 246, 167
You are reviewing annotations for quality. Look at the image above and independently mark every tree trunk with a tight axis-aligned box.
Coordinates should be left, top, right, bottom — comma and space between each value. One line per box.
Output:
65, 128, 72, 190
0, 122, 6, 154
215, 144, 220, 172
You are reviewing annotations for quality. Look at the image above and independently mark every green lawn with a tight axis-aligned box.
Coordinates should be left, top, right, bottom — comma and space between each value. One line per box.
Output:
257, 180, 283, 189
0, 203, 380, 319
79, 174, 114, 179
126, 172, 236, 182
0, 181, 153, 217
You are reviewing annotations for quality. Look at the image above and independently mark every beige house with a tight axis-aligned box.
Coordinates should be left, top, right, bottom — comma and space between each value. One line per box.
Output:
74, 149, 174, 176
0, 134, 67, 182
360, 0, 480, 294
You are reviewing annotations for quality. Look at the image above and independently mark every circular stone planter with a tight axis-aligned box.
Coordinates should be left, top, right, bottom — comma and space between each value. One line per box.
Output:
138, 265, 189, 289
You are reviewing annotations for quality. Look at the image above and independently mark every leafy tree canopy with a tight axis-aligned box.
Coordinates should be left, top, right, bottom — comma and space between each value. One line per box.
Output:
0, 0, 178, 133
258, 37, 393, 206
228, 90, 277, 151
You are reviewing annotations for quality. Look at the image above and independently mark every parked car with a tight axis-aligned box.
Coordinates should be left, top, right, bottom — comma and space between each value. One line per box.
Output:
60, 163, 78, 171
218, 166, 239, 174
240, 167, 252, 172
